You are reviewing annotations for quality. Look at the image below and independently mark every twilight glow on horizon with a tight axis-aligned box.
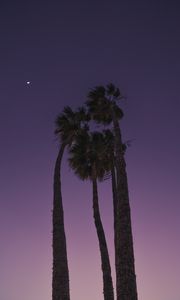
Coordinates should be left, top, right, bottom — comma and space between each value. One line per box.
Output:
0, 1, 180, 300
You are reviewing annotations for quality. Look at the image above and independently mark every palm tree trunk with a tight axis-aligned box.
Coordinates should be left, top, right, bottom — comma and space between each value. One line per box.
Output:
111, 163, 118, 292
53, 144, 70, 300
92, 174, 114, 300
112, 112, 138, 300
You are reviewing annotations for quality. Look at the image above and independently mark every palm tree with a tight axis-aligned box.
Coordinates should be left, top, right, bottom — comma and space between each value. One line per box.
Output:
69, 131, 114, 300
53, 106, 88, 300
86, 84, 138, 300
102, 129, 118, 277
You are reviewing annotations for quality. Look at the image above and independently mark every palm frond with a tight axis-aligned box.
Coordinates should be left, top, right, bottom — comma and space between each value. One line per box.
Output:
55, 105, 90, 145
69, 130, 113, 182
88, 86, 106, 100
86, 83, 124, 125
106, 83, 116, 95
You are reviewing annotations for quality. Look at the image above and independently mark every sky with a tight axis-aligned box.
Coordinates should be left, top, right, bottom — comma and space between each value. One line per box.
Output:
0, 1, 180, 299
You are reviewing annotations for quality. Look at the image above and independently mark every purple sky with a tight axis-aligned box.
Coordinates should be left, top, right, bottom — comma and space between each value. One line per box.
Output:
0, 1, 180, 300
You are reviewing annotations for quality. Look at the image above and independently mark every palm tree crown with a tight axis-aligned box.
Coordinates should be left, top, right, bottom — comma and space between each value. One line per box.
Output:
86, 84, 124, 125
69, 131, 110, 180
55, 106, 89, 146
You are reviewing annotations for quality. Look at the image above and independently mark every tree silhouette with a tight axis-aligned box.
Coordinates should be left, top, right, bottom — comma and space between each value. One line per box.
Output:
69, 131, 114, 300
53, 106, 88, 300
87, 84, 138, 300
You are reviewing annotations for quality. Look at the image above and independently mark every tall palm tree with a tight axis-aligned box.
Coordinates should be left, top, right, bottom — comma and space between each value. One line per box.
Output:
86, 84, 138, 300
103, 129, 118, 276
69, 131, 114, 300
53, 106, 88, 300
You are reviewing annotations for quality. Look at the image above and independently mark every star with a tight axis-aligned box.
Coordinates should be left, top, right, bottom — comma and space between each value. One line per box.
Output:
26, 81, 31, 85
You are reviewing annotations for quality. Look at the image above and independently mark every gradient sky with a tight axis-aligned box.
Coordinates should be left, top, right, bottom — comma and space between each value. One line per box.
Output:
0, 1, 180, 300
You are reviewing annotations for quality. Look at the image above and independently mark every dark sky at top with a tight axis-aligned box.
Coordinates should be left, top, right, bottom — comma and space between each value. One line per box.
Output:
0, 1, 180, 300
